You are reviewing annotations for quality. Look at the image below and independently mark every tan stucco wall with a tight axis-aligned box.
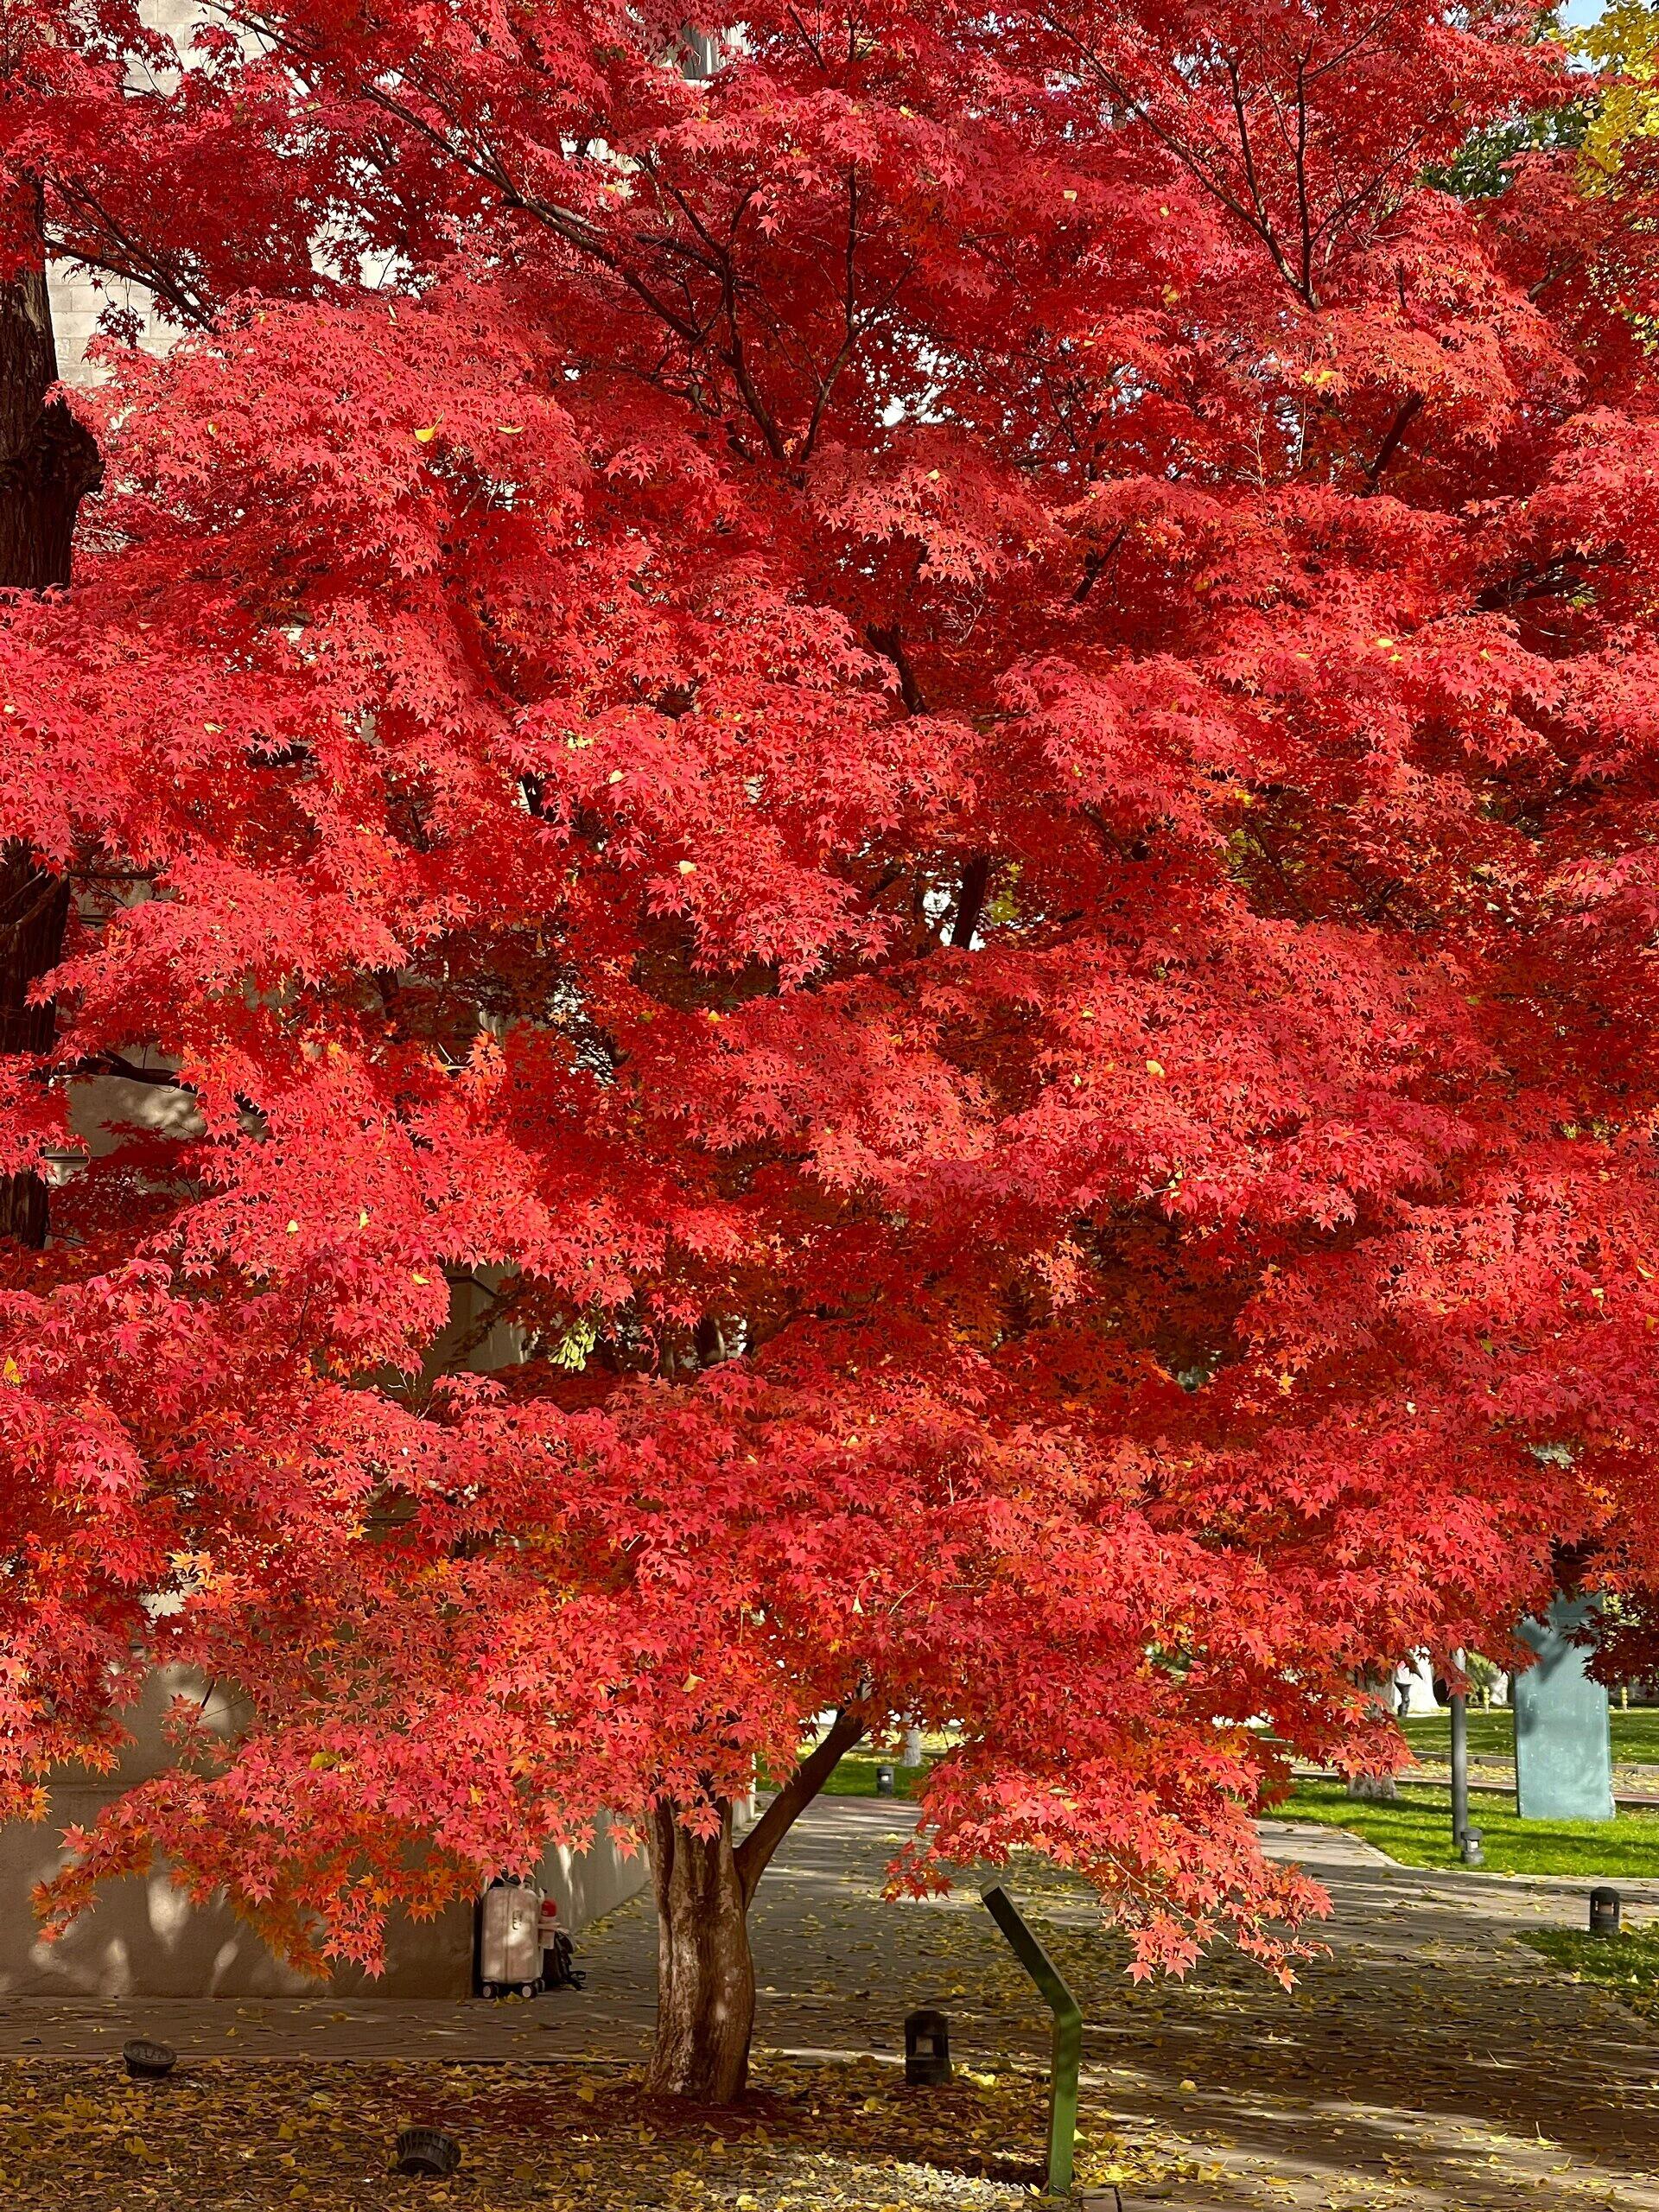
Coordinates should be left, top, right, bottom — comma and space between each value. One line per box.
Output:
0, 1798, 648, 1999
0, 1665, 647, 1998
30, 153, 657, 1994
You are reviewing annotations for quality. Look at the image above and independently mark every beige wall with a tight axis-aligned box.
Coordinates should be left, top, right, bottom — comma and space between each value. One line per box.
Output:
0, 1800, 647, 2000
10, 1037, 651, 1999
0, 1672, 648, 1998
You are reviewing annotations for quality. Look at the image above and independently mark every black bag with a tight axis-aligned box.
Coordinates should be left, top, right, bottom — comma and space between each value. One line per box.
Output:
543, 1928, 586, 1991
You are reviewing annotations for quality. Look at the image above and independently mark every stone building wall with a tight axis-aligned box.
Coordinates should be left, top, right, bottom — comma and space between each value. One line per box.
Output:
48, 0, 201, 386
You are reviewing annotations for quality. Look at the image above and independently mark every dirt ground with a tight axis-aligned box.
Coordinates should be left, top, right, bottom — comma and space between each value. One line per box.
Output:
0, 2053, 1166, 2209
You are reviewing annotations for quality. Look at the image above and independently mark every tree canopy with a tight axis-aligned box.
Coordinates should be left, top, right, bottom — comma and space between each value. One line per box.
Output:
4, 0, 1659, 2097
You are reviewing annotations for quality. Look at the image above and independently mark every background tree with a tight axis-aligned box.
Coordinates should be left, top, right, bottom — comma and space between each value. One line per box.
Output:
1581, 1, 1659, 176
6, 0, 1659, 2102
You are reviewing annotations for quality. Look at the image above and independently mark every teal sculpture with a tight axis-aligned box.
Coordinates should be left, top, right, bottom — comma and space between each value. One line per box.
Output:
1513, 1594, 1614, 1821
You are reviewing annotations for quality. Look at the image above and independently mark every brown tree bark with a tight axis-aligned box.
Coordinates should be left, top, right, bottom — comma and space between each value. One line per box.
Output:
643, 1706, 869, 2103
644, 1801, 757, 2103
0, 179, 101, 1246
0, 864, 72, 1245
0, 184, 99, 592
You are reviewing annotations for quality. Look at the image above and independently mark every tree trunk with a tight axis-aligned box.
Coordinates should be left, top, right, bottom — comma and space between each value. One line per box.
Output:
641, 1705, 870, 2103
0, 863, 72, 1244
643, 1802, 756, 2103
0, 182, 99, 593
1346, 1771, 1399, 1802
0, 177, 101, 1246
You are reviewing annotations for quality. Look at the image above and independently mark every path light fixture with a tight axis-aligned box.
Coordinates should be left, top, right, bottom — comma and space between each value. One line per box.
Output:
1590, 1886, 1621, 1938
122, 2037, 177, 2082
393, 2127, 461, 2177
904, 2006, 951, 2086
1460, 1827, 1484, 1867
874, 1763, 895, 1796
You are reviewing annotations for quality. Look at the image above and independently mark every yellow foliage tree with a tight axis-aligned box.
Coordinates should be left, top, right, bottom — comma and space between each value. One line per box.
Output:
1580, 3, 1659, 176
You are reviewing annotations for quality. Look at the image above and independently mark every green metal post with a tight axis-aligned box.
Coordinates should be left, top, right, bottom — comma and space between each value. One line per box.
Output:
982, 1884, 1084, 2196
1449, 1650, 1470, 1851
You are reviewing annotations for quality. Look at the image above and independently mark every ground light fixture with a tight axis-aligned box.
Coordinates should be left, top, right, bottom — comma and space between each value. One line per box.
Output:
982, 1883, 1083, 2196
393, 2127, 461, 2177
122, 2037, 177, 2082
1590, 1886, 1621, 1938
875, 1763, 896, 1796
1460, 1828, 1484, 1867
904, 2006, 951, 2086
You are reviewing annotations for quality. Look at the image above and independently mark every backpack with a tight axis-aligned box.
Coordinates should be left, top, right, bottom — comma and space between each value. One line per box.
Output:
543, 1927, 586, 1991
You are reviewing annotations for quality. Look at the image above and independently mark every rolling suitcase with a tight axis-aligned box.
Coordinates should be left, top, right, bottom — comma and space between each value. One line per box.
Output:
478, 1879, 544, 1998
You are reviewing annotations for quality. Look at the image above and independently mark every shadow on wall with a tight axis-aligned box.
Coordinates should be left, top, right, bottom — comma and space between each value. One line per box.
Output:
0, 1675, 649, 1999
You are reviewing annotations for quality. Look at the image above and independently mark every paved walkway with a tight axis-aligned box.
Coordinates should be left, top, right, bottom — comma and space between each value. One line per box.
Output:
2, 1802, 1656, 2212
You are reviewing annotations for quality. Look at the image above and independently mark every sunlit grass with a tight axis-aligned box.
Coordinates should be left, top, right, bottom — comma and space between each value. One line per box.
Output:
1279, 1777, 1659, 1878
760, 1747, 932, 1799
1400, 1708, 1659, 1765
1522, 1925, 1659, 2022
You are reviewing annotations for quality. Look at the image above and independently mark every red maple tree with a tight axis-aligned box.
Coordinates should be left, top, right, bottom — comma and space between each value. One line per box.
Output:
4, 0, 1659, 2099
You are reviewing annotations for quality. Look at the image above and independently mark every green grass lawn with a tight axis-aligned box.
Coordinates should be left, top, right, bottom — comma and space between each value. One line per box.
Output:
1278, 1777, 1659, 1877
765, 1749, 931, 1799
1400, 1707, 1659, 1765
1521, 1926, 1659, 2023
796, 1752, 1659, 1878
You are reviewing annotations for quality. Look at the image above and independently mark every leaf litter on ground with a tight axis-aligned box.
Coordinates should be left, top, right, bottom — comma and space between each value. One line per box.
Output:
0, 2054, 1183, 2209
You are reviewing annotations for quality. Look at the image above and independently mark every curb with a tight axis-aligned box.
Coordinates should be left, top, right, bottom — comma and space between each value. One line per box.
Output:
1262, 1818, 1659, 1897
1289, 1765, 1659, 1811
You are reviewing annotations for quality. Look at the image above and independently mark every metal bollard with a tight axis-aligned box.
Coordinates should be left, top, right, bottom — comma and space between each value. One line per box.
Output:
1450, 1675, 1470, 1849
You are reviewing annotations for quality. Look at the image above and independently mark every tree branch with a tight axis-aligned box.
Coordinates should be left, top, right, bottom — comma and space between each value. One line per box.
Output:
1293, 56, 1313, 304
1072, 524, 1128, 603
866, 622, 925, 714
950, 854, 991, 949
1361, 392, 1422, 493
798, 167, 861, 466
864, 628, 992, 948
734, 1703, 869, 1905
